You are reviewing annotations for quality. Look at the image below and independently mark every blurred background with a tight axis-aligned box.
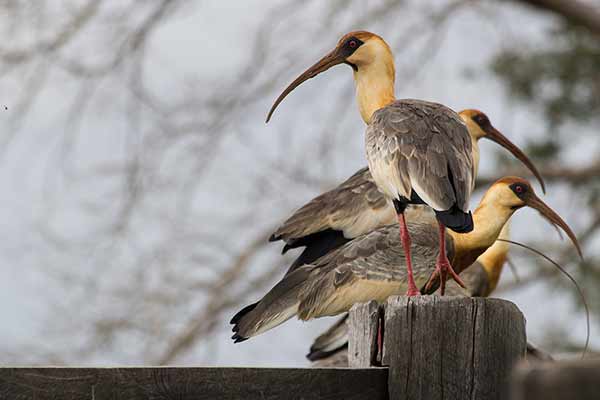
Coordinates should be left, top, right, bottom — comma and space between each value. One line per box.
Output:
0, 0, 598, 366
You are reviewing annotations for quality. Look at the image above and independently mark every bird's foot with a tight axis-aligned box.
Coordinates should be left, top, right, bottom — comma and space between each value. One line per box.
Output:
424, 257, 465, 295
437, 256, 465, 295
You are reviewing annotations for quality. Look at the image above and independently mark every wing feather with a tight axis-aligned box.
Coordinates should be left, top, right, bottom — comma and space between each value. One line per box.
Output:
366, 99, 474, 212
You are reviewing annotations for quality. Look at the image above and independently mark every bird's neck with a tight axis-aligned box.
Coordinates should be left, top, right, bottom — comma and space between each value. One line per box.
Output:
475, 224, 510, 294
471, 135, 480, 178
450, 203, 514, 273
353, 61, 396, 124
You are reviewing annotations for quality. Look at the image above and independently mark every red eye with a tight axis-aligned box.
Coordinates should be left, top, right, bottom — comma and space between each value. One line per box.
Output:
515, 185, 523, 193
348, 40, 357, 48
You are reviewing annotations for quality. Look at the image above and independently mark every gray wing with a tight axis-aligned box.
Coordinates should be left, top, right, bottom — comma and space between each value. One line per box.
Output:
298, 221, 453, 319
366, 99, 474, 212
270, 167, 393, 245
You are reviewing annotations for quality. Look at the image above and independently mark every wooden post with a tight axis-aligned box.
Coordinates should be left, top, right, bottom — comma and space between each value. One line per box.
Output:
511, 360, 600, 400
348, 300, 381, 368
349, 296, 526, 400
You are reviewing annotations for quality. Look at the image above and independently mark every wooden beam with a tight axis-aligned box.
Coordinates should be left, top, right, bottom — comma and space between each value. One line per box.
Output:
0, 367, 389, 400
511, 360, 600, 400
378, 296, 526, 400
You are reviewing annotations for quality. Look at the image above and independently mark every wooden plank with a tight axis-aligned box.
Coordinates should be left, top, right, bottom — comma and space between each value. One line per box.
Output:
348, 300, 381, 368
381, 296, 526, 400
511, 360, 600, 400
0, 367, 389, 400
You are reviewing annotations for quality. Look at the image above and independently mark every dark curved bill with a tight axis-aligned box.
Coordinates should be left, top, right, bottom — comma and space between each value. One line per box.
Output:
526, 194, 583, 259
485, 127, 546, 194
266, 49, 345, 123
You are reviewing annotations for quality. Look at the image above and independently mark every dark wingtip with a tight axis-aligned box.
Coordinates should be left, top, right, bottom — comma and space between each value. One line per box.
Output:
230, 302, 258, 325
281, 243, 293, 255
232, 333, 249, 343
268, 233, 280, 242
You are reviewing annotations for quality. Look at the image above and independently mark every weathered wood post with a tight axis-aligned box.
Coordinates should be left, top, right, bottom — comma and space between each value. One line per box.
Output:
349, 296, 526, 400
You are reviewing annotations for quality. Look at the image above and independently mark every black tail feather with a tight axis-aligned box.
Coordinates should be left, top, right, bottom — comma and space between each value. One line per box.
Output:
435, 206, 473, 233
230, 302, 258, 326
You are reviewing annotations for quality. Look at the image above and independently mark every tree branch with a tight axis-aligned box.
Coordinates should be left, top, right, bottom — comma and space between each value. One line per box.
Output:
517, 0, 600, 36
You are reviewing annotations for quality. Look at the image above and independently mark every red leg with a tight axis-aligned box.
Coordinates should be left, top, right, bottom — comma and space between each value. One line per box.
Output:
433, 221, 465, 295
398, 213, 420, 296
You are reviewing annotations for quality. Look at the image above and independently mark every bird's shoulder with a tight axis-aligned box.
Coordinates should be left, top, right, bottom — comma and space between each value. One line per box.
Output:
369, 99, 470, 145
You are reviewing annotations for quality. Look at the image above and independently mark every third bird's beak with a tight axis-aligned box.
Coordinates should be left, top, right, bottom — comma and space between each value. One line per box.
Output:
266, 48, 346, 123
524, 192, 582, 258
485, 126, 547, 194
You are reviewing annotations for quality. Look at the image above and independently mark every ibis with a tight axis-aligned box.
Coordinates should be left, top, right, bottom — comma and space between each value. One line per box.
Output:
231, 177, 580, 341
268, 31, 481, 295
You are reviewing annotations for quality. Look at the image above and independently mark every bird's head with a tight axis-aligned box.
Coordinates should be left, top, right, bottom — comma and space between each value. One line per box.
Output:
459, 109, 546, 193
266, 31, 393, 123
485, 177, 581, 258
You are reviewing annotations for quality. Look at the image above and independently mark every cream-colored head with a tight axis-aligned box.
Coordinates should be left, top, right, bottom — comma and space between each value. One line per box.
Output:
451, 177, 581, 271
266, 31, 396, 124
343, 32, 396, 123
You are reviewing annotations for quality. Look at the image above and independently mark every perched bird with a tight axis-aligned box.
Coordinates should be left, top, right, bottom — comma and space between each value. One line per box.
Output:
307, 225, 510, 365
271, 109, 544, 275
268, 31, 479, 295
231, 177, 580, 342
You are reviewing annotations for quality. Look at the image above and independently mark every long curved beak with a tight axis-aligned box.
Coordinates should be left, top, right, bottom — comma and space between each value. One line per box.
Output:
525, 194, 583, 259
266, 48, 345, 123
485, 127, 546, 194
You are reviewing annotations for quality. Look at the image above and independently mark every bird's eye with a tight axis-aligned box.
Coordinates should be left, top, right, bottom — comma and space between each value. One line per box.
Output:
474, 114, 489, 126
515, 185, 523, 193
348, 40, 357, 48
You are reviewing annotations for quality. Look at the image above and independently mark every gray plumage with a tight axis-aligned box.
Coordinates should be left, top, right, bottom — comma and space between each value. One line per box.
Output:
232, 221, 451, 340
365, 99, 474, 212
271, 167, 391, 244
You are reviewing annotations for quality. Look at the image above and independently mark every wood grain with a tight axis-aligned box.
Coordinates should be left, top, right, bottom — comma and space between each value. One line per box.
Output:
381, 296, 526, 400
348, 300, 381, 368
0, 367, 389, 400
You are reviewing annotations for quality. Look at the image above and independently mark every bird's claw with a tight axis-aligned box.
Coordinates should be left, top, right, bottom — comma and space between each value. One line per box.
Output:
425, 258, 465, 295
